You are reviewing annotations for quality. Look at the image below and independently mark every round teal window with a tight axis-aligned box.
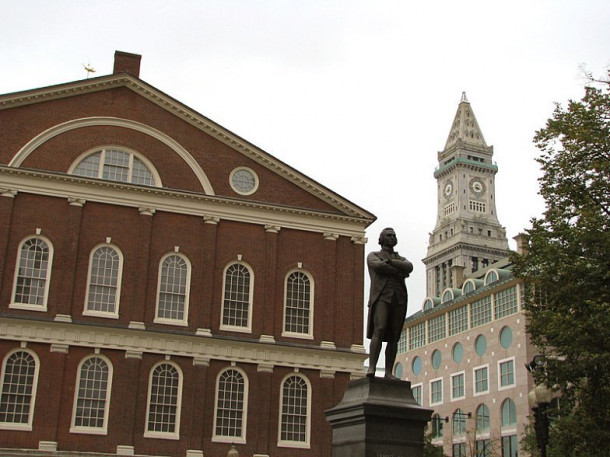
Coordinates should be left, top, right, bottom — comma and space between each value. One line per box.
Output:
412, 356, 422, 376
500, 326, 513, 349
394, 362, 403, 379
452, 343, 464, 363
432, 350, 442, 370
475, 334, 487, 356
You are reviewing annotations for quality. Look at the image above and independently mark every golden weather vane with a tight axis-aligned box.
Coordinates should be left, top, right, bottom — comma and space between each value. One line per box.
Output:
82, 62, 96, 78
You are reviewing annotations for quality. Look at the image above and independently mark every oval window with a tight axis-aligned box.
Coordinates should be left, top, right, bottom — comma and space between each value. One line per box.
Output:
394, 362, 403, 379
412, 356, 422, 376
432, 350, 442, 370
500, 326, 513, 349
452, 342, 464, 364
475, 334, 487, 356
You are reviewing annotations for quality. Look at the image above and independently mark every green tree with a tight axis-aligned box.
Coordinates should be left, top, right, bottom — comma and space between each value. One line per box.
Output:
512, 72, 610, 456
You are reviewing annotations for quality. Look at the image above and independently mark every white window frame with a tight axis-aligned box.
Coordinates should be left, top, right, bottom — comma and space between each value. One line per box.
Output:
144, 361, 183, 440
69, 146, 161, 187
282, 269, 314, 340
429, 377, 443, 406
154, 253, 192, 326
411, 382, 423, 406
277, 373, 311, 449
0, 348, 40, 431
70, 354, 113, 435
10, 235, 54, 311
451, 371, 466, 401
220, 261, 254, 333
212, 366, 249, 444
473, 364, 490, 396
83, 244, 123, 319
498, 357, 516, 391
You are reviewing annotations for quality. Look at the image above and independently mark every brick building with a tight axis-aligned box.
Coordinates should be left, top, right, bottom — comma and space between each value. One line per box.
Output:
0, 51, 375, 456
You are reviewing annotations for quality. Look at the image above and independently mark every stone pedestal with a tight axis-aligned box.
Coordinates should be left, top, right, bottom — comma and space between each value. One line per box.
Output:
325, 377, 432, 457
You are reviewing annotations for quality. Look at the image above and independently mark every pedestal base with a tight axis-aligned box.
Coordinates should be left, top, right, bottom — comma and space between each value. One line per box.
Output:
325, 377, 432, 457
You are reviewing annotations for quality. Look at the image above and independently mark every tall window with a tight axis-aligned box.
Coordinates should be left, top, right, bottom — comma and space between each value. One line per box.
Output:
448, 305, 468, 336
278, 375, 310, 448
409, 322, 426, 350
412, 384, 422, 405
452, 443, 467, 457
283, 271, 313, 337
214, 368, 247, 442
221, 263, 253, 331
156, 254, 191, 325
471, 296, 492, 327
431, 413, 444, 439
430, 378, 443, 405
474, 366, 489, 395
145, 362, 182, 439
84, 245, 123, 317
501, 435, 518, 457
501, 398, 517, 428
428, 314, 446, 342
11, 237, 53, 310
452, 373, 465, 400
0, 350, 39, 430
71, 356, 112, 433
72, 148, 157, 186
476, 404, 490, 433
499, 359, 515, 388
494, 286, 519, 318
501, 399, 518, 457
452, 409, 467, 436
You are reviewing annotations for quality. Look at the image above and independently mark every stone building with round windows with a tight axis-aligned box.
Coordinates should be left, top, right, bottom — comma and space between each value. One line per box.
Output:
395, 94, 537, 457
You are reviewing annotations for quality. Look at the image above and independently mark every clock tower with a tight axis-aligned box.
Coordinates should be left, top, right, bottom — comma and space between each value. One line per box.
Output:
423, 93, 510, 298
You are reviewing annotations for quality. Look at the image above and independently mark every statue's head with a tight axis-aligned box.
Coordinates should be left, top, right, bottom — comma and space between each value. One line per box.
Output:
378, 227, 397, 247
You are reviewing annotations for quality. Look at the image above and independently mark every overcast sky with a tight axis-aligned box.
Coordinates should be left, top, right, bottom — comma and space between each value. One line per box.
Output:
3, 1, 609, 323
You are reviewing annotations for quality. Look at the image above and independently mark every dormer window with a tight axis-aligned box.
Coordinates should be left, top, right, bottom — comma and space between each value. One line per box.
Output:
71, 148, 159, 186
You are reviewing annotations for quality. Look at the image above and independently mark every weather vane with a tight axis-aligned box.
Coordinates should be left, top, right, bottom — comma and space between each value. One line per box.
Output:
82, 62, 96, 79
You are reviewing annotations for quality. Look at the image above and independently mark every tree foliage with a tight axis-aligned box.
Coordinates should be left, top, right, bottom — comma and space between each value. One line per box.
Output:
512, 72, 610, 456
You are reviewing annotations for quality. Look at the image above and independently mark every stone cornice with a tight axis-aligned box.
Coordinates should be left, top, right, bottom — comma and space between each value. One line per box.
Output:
0, 166, 370, 238
0, 316, 367, 375
433, 157, 498, 179
0, 74, 375, 222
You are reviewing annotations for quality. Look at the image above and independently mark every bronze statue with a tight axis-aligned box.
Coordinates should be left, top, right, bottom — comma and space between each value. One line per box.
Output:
366, 227, 413, 379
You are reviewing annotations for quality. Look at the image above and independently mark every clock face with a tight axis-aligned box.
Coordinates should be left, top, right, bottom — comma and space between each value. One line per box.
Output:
469, 178, 486, 194
444, 182, 453, 197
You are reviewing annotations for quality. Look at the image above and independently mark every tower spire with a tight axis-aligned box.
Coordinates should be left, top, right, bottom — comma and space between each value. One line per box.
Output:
444, 92, 487, 149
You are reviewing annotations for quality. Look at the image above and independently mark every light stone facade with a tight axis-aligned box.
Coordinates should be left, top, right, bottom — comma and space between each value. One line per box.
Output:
397, 94, 536, 457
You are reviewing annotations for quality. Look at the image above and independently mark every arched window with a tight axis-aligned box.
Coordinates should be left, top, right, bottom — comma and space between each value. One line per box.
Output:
476, 404, 490, 432
72, 148, 158, 186
145, 362, 182, 439
484, 269, 499, 285
462, 279, 477, 294
0, 349, 39, 429
431, 413, 444, 439
278, 374, 310, 448
423, 297, 435, 311
71, 355, 112, 433
501, 398, 517, 428
155, 253, 191, 325
283, 271, 313, 338
442, 289, 454, 303
452, 409, 467, 436
84, 245, 123, 317
221, 263, 253, 331
213, 368, 248, 442
11, 236, 53, 310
